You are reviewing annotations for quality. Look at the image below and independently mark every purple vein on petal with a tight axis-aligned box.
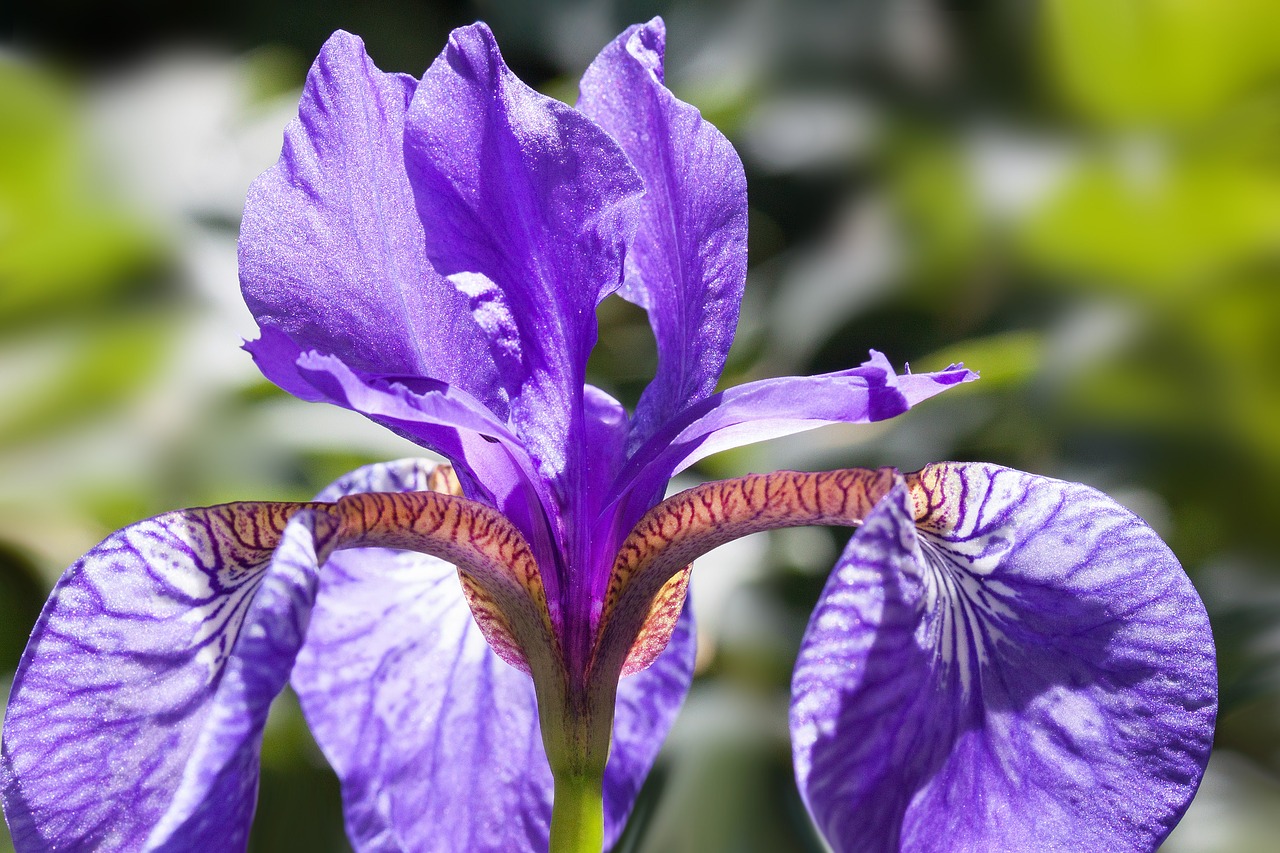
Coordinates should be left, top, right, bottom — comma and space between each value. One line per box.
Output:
791, 463, 1216, 853
1, 503, 335, 852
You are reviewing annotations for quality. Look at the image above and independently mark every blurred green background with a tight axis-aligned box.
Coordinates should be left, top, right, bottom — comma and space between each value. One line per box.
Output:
3, 0, 1280, 850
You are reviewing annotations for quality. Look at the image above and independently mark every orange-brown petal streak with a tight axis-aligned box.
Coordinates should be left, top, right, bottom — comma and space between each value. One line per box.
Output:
903, 462, 958, 532
331, 488, 560, 677
620, 565, 691, 677
593, 468, 901, 687
197, 500, 331, 579
144, 467, 555, 677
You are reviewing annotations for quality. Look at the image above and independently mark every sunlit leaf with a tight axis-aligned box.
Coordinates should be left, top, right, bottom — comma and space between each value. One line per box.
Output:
0, 59, 166, 330
1044, 0, 1280, 126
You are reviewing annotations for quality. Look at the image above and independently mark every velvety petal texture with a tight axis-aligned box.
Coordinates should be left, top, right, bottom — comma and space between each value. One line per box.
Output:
790, 464, 1217, 853
405, 23, 643, 499
240, 30, 502, 406
292, 460, 695, 853
238, 32, 556, 543
1, 505, 333, 852
579, 18, 748, 449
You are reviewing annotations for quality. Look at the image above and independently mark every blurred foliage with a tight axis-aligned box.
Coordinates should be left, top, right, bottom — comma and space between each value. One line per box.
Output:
0, 60, 164, 329
1044, 0, 1280, 127
3, 1, 1280, 851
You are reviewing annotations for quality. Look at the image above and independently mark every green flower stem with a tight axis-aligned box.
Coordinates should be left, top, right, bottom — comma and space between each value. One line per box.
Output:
549, 771, 604, 853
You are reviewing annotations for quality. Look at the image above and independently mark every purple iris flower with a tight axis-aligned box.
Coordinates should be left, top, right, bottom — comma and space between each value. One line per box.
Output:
1, 18, 1215, 853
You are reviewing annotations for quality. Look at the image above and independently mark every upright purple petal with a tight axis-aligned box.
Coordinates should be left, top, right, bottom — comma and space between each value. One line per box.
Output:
579, 18, 748, 448
292, 460, 696, 852
790, 465, 1216, 852
237, 29, 570, 568
1, 505, 332, 852
403, 23, 644, 494
239, 31, 504, 412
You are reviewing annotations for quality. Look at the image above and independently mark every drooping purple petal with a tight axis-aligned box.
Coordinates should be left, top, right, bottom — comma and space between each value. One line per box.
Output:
293, 459, 696, 852
403, 23, 644, 495
790, 464, 1216, 853
294, 539, 550, 853
1, 504, 332, 852
579, 18, 748, 449
239, 30, 506, 413
288, 347, 528, 494
145, 515, 328, 850
614, 353, 975, 532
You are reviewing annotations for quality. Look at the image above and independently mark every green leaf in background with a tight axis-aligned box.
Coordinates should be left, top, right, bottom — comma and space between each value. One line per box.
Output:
1020, 151, 1280, 291
0, 313, 172, 448
1043, 0, 1280, 128
0, 58, 165, 331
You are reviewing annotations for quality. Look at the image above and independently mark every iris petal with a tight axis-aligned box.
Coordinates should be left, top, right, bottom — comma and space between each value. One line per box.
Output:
288, 346, 537, 506
245, 330, 559, 572
292, 460, 695, 852
790, 464, 1216, 852
1, 505, 333, 851
293, 533, 552, 852
579, 18, 749, 449
239, 30, 504, 411
404, 23, 644, 497
614, 352, 975, 529
146, 516, 326, 850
